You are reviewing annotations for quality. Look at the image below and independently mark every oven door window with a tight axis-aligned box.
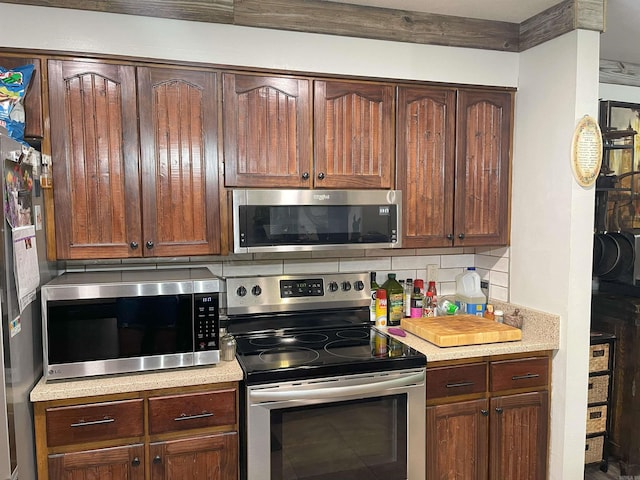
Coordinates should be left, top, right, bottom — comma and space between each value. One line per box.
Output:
46, 295, 194, 363
270, 394, 407, 480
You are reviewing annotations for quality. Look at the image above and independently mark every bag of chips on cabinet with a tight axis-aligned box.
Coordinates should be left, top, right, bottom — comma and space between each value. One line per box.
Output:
0, 64, 34, 144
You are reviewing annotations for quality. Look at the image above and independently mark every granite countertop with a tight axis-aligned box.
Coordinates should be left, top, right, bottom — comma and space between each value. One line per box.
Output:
30, 360, 244, 403
383, 302, 560, 362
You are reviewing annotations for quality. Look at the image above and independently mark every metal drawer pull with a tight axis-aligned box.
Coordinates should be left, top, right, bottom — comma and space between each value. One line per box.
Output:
174, 411, 214, 422
70, 417, 115, 428
511, 373, 540, 381
445, 381, 474, 388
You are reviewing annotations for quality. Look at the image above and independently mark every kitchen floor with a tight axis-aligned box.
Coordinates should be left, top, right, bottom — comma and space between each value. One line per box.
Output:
584, 459, 621, 479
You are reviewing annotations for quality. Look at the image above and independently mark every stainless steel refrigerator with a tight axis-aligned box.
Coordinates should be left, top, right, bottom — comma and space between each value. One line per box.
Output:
0, 126, 55, 479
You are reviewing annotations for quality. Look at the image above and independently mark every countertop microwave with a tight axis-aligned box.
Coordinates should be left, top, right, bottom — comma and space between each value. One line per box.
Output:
41, 268, 224, 381
232, 189, 402, 253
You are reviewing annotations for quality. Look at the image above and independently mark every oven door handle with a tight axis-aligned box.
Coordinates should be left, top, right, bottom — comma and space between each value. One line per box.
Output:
250, 371, 425, 403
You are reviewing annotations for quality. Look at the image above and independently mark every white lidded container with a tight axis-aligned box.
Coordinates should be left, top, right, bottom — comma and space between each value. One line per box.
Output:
455, 267, 487, 317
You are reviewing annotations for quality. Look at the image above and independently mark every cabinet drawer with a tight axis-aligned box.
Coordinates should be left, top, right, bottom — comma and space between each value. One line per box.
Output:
149, 389, 236, 434
46, 399, 144, 447
426, 363, 486, 400
589, 344, 610, 372
490, 357, 549, 392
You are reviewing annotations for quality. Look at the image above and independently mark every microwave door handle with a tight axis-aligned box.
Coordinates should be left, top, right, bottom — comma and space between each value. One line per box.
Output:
250, 371, 424, 403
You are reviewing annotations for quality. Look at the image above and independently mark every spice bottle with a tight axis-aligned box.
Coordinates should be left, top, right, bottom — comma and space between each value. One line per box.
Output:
410, 287, 424, 318
404, 278, 414, 318
427, 281, 438, 316
382, 273, 404, 326
494, 309, 504, 323
375, 289, 388, 327
423, 291, 434, 317
370, 272, 380, 323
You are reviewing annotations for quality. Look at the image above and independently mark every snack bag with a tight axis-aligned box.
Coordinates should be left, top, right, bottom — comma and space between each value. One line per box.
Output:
0, 64, 34, 144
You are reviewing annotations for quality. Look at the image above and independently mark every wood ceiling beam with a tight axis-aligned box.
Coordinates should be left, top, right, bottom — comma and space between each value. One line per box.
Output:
0, 0, 605, 54
600, 59, 640, 88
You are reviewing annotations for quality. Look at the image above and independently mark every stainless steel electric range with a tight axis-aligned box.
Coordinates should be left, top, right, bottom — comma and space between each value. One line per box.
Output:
226, 272, 426, 480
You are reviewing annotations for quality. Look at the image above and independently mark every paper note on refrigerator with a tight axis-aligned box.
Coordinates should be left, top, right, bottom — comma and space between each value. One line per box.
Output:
12, 225, 39, 312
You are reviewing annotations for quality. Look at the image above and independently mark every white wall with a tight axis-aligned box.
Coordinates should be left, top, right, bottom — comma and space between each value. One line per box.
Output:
512, 29, 599, 478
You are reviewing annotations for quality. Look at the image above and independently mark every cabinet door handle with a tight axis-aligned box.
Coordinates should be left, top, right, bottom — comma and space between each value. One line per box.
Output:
174, 411, 214, 422
317, 172, 325, 180
446, 234, 454, 240
512, 373, 540, 381
153, 455, 162, 464
458, 233, 465, 239
131, 457, 141, 467
70, 416, 115, 428
130, 241, 139, 249
480, 409, 489, 416
302, 172, 310, 180
445, 381, 474, 388
495, 407, 504, 414
146, 240, 154, 249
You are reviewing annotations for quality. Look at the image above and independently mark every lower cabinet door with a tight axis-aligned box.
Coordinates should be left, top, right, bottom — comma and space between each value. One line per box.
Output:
150, 432, 238, 480
426, 398, 489, 480
48, 444, 144, 480
490, 391, 549, 480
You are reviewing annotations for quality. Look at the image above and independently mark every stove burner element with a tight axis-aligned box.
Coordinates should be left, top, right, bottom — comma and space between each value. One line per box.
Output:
294, 333, 329, 343
336, 329, 369, 339
249, 337, 285, 347
258, 347, 320, 368
324, 338, 373, 359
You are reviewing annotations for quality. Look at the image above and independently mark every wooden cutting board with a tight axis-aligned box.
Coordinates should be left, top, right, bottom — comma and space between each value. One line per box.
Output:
400, 315, 522, 347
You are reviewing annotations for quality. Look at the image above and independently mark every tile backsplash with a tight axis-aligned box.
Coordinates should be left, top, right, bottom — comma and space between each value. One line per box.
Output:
61, 246, 511, 302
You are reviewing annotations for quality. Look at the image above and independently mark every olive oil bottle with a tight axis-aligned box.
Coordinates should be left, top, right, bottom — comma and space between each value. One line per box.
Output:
382, 273, 404, 326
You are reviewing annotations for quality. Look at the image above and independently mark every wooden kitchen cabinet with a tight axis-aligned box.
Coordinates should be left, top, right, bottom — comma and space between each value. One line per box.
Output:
150, 433, 238, 479
48, 444, 145, 480
0, 55, 44, 139
222, 73, 394, 189
314, 79, 394, 189
397, 86, 512, 248
426, 353, 550, 480
34, 383, 239, 480
49, 59, 221, 259
222, 72, 312, 188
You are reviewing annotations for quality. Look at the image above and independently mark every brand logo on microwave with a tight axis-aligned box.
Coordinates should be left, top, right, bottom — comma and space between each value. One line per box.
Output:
379, 206, 390, 215
313, 194, 331, 201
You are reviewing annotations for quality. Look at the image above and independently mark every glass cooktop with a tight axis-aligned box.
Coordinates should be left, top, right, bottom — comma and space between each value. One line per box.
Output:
232, 324, 426, 385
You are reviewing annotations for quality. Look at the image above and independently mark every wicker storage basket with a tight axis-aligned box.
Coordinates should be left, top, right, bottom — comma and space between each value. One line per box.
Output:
586, 405, 607, 434
585, 435, 605, 464
589, 344, 610, 373
587, 375, 610, 404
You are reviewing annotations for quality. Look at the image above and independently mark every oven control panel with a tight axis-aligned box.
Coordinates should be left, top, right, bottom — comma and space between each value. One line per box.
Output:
226, 273, 370, 315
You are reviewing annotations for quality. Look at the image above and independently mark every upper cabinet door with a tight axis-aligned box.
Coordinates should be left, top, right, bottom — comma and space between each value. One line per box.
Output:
397, 86, 456, 248
455, 90, 512, 247
222, 73, 312, 188
137, 67, 220, 257
0, 56, 44, 139
314, 80, 394, 189
48, 60, 141, 259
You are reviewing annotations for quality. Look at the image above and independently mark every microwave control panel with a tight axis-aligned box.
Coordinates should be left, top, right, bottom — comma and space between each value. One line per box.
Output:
194, 293, 219, 351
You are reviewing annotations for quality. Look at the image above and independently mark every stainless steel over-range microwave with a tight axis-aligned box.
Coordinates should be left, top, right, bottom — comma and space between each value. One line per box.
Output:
41, 268, 223, 381
232, 189, 402, 253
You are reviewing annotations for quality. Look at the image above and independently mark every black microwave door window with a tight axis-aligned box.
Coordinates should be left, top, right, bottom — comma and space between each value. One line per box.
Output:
240, 204, 395, 247
47, 295, 193, 364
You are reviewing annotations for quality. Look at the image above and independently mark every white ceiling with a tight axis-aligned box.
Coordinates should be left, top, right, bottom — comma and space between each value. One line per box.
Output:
329, 0, 640, 64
